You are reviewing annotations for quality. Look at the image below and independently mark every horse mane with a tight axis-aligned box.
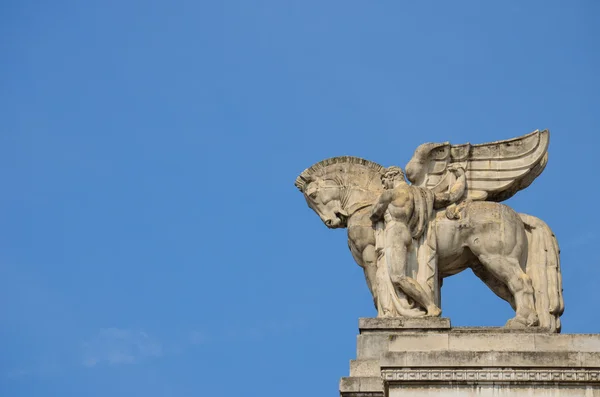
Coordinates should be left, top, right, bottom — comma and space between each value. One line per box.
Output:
294, 156, 384, 192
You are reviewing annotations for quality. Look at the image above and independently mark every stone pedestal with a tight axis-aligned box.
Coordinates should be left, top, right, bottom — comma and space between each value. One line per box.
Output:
340, 318, 600, 396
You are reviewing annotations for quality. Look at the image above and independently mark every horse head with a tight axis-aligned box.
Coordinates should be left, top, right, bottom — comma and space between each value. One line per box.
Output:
302, 177, 348, 228
295, 156, 385, 229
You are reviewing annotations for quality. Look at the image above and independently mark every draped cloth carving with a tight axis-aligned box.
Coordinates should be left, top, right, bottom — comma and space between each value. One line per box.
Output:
374, 186, 439, 317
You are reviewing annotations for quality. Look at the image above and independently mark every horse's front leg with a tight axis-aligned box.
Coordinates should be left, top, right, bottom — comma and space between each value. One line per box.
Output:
348, 240, 377, 309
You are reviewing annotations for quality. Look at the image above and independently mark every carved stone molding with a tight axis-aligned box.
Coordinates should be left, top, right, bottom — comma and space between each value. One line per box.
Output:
382, 368, 600, 384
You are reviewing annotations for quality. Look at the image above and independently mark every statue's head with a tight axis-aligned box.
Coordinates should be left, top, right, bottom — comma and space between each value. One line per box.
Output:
295, 156, 385, 229
382, 166, 405, 189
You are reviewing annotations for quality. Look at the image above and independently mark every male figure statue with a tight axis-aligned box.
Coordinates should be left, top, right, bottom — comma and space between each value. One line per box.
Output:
370, 165, 466, 316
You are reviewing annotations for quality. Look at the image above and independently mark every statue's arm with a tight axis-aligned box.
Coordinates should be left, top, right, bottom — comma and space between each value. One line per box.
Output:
370, 190, 393, 222
448, 165, 466, 202
434, 165, 466, 209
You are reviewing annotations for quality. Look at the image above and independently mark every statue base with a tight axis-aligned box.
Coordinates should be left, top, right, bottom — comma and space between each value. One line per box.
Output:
340, 318, 600, 396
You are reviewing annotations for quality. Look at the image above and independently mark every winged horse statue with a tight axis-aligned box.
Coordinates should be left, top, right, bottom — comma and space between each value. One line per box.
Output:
295, 130, 563, 332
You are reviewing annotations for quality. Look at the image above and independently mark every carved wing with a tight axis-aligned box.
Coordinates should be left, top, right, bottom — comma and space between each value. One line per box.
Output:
404, 130, 549, 202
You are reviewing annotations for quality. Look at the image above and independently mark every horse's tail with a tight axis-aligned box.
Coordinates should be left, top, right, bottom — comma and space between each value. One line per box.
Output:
519, 213, 564, 332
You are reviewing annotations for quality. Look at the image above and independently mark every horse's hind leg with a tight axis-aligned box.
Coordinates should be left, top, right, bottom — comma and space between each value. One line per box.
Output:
470, 262, 516, 311
477, 254, 538, 328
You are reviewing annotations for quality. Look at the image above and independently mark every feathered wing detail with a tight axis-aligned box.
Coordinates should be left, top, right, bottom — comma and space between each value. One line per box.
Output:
405, 130, 550, 202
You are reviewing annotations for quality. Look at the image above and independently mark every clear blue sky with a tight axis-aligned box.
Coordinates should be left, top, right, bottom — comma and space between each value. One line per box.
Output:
1, 1, 599, 396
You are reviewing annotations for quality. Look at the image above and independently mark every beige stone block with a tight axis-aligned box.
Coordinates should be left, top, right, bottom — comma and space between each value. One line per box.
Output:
570, 335, 600, 352
534, 334, 600, 352
339, 377, 382, 393
349, 359, 380, 377
578, 352, 600, 367
448, 332, 535, 352
380, 350, 584, 368
357, 334, 391, 359
451, 327, 542, 334
388, 385, 600, 397
389, 333, 449, 352
359, 317, 450, 333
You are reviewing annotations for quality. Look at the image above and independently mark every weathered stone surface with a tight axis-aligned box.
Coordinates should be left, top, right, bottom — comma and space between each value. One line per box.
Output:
388, 333, 449, 352
447, 332, 536, 352
534, 334, 600, 352
360, 317, 450, 332
384, 331, 600, 354
449, 326, 547, 334
380, 351, 583, 368
339, 377, 382, 394
296, 130, 563, 332
349, 360, 380, 377
388, 385, 600, 397
341, 320, 600, 396
356, 334, 392, 360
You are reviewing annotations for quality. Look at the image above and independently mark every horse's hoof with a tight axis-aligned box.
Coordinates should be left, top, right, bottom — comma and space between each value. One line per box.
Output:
506, 313, 539, 328
505, 317, 528, 329
527, 314, 540, 327
426, 306, 442, 317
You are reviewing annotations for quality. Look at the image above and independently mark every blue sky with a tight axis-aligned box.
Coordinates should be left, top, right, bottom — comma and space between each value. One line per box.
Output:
1, 1, 599, 396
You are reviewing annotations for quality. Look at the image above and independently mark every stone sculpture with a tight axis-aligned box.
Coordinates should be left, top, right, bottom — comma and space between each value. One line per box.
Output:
295, 130, 563, 332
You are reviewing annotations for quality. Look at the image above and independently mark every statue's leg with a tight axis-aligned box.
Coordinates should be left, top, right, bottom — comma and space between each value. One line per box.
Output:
470, 262, 516, 311
369, 243, 424, 317
386, 223, 441, 316
393, 275, 441, 316
476, 254, 538, 327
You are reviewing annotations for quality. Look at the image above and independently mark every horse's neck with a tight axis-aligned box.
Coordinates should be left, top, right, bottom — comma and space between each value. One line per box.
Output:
342, 187, 378, 226
347, 206, 373, 228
